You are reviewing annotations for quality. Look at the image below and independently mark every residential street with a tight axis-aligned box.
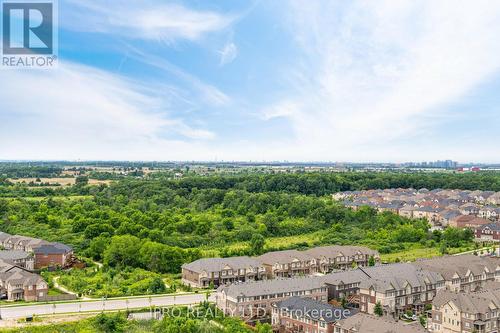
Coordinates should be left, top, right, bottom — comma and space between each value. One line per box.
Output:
0, 293, 213, 320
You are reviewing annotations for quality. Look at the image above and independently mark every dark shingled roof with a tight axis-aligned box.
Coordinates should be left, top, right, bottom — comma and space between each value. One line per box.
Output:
33, 242, 72, 255
274, 296, 357, 323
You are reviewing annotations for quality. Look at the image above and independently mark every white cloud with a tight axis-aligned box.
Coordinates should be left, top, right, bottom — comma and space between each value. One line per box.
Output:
125, 45, 230, 106
218, 42, 238, 65
0, 62, 216, 160
260, 100, 298, 120
259, 0, 500, 161
63, 0, 234, 42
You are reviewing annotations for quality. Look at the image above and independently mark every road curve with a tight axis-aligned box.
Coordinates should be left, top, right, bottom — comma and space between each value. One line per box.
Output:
0, 293, 213, 320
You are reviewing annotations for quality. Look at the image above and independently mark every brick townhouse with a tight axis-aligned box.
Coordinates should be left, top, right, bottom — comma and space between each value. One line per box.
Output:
181, 256, 266, 288
304, 246, 380, 272
475, 223, 500, 242
449, 215, 490, 229
337, 189, 500, 229
358, 264, 445, 317
428, 284, 500, 333
0, 250, 34, 270
2, 235, 48, 252
321, 269, 371, 301
216, 276, 328, 320
33, 242, 73, 269
412, 255, 500, 292
181, 246, 380, 289
272, 297, 357, 333
258, 250, 318, 278
0, 233, 73, 269
0, 260, 48, 301
333, 312, 427, 333
478, 207, 500, 221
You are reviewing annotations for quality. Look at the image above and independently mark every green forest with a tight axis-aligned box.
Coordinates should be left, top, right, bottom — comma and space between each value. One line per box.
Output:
0, 169, 495, 296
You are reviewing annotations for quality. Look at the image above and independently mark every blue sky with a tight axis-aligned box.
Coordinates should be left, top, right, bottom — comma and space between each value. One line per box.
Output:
1, 0, 500, 162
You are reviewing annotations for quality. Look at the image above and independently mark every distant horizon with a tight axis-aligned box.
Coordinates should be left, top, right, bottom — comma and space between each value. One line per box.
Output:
1, 159, 500, 166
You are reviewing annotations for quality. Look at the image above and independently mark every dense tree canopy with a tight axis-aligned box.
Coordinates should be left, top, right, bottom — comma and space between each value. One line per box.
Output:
0, 171, 481, 275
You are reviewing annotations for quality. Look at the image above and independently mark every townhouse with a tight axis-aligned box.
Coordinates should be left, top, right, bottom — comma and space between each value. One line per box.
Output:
0, 260, 48, 301
336, 188, 500, 229
449, 216, 490, 229
182, 245, 381, 287
322, 269, 371, 301
216, 276, 328, 319
272, 297, 357, 333
478, 206, 500, 221
412, 255, 500, 292
475, 223, 500, 242
181, 256, 266, 288
400, 205, 417, 219
0, 233, 73, 269
487, 193, 500, 205
214, 255, 500, 324
0, 250, 34, 270
258, 250, 317, 278
438, 210, 462, 228
428, 286, 500, 333
303, 246, 380, 272
333, 312, 427, 333
459, 203, 481, 216
33, 242, 74, 269
358, 263, 445, 317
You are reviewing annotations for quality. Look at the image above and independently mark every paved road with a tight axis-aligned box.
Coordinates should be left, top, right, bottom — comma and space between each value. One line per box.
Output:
0, 293, 214, 320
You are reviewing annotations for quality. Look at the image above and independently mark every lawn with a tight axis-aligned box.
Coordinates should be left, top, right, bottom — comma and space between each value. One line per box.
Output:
380, 245, 473, 263
200, 232, 322, 257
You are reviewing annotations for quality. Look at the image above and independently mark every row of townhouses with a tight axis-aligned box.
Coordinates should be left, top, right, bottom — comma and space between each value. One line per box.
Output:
428, 281, 500, 333
271, 296, 428, 333
334, 188, 500, 229
215, 255, 500, 332
182, 245, 380, 288
0, 232, 73, 269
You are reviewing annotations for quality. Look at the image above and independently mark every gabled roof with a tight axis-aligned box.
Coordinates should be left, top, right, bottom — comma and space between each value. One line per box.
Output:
33, 242, 72, 255
412, 255, 499, 279
478, 223, 500, 232
0, 232, 12, 242
274, 296, 357, 323
0, 250, 32, 261
257, 250, 314, 265
217, 275, 326, 298
304, 245, 378, 259
335, 313, 427, 333
433, 288, 500, 314
181, 256, 263, 274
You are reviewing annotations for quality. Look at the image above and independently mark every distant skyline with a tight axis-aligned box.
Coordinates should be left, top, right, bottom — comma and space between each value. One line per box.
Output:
1, 0, 500, 162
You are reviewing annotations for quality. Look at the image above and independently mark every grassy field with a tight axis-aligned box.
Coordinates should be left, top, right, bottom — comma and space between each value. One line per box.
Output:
2, 195, 92, 201
380, 245, 472, 263
201, 232, 322, 257
8, 178, 75, 186
7, 178, 111, 187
